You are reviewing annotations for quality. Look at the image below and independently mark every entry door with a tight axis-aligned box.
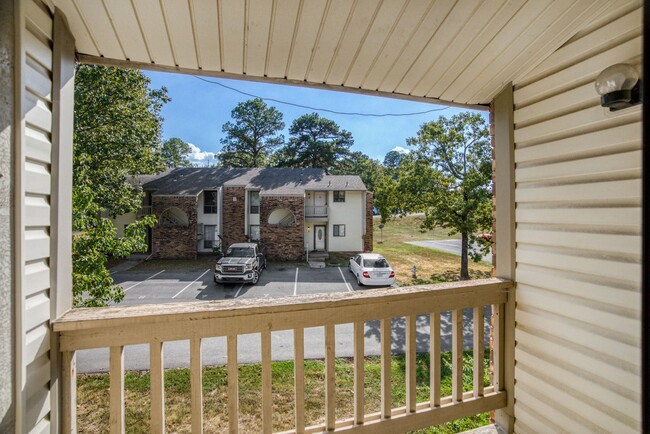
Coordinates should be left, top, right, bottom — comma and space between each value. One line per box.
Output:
314, 225, 326, 251
314, 191, 327, 215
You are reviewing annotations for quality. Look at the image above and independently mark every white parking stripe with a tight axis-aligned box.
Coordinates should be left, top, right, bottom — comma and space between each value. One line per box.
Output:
338, 267, 352, 292
293, 267, 299, 296
172, 269, 210, 299
123, 270, 165, 292
234, 283, 244, 298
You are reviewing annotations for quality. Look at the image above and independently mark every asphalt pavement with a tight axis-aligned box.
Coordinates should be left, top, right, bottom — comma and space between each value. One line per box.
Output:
78, 264, 491, 373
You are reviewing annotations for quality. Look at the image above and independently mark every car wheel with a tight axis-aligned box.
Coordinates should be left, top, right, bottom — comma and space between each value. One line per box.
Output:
357, 274, 364, 287
251, 270, 259, 285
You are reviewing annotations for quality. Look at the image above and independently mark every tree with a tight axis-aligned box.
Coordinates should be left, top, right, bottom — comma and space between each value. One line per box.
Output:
332, 151, 383, 192
387, 112, 492, 279
161, 137, 192, 167
274, 113, 353, 173
218, 98, 284, 167
383, 149, 408, 170
73, 64, 168, 306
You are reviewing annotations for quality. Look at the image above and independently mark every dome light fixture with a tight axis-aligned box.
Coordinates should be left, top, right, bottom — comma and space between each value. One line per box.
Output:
595, 63, 642, 111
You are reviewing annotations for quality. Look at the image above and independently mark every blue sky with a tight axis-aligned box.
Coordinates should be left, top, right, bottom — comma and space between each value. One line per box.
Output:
145, 71, 487, 165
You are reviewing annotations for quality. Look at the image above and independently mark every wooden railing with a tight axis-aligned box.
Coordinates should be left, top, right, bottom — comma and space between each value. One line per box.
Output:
54, 278, 512, 433
136, 205, 152, 218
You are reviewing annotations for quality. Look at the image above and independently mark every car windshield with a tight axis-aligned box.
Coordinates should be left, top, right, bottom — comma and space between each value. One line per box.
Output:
363, 258, 390, 268
225, 247, 255, 258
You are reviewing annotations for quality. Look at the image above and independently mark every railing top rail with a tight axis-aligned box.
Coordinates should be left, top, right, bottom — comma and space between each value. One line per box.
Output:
55, 278, 510, 338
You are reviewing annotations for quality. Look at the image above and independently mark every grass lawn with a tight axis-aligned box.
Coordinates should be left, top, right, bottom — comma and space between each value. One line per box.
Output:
372, 215, 493, 286
77, 351, 491, 433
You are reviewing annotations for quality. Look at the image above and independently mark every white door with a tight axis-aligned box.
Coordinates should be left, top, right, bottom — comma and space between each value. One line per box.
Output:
315, 225, 326, 250
314, 191, 327, 215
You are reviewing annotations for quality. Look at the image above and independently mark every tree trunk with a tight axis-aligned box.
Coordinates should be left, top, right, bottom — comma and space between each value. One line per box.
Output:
460, 231, 469, 280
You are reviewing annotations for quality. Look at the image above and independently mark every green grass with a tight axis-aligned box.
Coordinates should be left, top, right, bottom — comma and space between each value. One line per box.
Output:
373, 215, 492, 286
77, 351, 492, 433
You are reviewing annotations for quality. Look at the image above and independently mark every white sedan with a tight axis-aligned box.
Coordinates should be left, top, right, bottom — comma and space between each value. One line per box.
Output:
348, 253, 395, 287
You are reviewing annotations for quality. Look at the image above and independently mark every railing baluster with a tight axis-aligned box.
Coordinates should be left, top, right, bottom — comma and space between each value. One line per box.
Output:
353, 321, 364, 425
406, 315, 416, 413
150, 342, 165, 434
325, 324, 336, 431
294, 328, 305, 433
262, 330, 272, 434
430, 312, 440, 408
190, 338, 203, 434
62, 350, 77, 433
493, 303, 505, 392
451, 309, 463, 403
473, 307, 485, 398
227, 335, 239, 434
380, 318, 391, 419
109, 346, 124, 434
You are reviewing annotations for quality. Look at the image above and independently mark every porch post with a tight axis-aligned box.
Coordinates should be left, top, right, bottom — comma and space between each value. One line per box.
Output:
492, 84, 516, 432
50, 8, 75, 433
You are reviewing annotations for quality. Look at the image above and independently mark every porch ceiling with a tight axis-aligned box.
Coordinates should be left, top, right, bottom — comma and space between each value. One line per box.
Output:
49, 0, 628, 106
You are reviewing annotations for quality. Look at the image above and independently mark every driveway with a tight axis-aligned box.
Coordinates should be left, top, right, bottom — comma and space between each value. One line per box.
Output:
407, 239, 492, 263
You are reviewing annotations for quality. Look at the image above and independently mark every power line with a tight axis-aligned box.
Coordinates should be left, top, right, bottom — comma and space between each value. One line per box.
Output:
193, 76, 449, 117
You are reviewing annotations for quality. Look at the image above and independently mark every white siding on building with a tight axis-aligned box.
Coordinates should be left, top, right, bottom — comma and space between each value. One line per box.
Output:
328, 191, 364, 252
512, 4, 642, 432
197, 190, 220, 252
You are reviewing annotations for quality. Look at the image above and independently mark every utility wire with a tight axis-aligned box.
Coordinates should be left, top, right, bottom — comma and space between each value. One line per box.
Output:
193, 76, 449, 117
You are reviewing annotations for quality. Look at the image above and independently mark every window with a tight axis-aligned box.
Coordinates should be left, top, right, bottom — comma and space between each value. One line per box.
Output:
204, 190, 218, 214
333, 224, 346, 237
250, 191, 260, 214
204, 225, 218, 249
250, 225, 260, 241
333, 191, 345, 202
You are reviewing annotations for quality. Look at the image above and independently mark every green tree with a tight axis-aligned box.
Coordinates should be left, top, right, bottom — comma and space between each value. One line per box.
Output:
274, 113, 353, 173
161, 137, 192, 168
218, 98, 284, 167
332, 151, 383, 192
73, 65, 168, 306
386, 112, 492, 279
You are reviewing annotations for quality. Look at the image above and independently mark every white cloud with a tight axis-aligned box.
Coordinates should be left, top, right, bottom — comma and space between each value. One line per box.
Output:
391, 146, 410, 154
186, 143, 215, 166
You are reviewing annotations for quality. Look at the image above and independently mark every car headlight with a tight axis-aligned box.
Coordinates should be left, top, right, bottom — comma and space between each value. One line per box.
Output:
245, 264, 254, 271
215, 264, 221, 271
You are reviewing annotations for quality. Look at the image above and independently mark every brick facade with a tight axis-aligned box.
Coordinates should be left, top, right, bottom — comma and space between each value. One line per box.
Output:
363, 192, 374, 252
222, 187, 246, 249
260, 196, 304, 261
152, 196, 198, 259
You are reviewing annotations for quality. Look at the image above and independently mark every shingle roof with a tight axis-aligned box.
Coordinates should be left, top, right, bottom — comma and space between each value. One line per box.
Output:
139, 168, 367, 196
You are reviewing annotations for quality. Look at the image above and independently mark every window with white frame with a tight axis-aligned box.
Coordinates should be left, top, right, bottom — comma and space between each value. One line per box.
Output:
333, 191, 345, 202
250, 191, 260, 214
204, 225, 217, 249
204, 191, 218, 214
250, 225, 260, 241
333, 224, 345, 237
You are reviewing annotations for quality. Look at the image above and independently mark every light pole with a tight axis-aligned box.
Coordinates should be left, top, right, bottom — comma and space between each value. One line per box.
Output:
378, 223, 384, 243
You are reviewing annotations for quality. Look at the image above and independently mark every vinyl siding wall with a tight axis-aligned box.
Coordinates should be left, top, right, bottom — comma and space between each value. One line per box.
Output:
15, 2, 75, 432
511, 4, 642, 432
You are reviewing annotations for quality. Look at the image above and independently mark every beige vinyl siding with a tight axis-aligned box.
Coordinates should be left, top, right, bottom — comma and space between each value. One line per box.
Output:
512, 4, 642, 432
17, 1, 55, 431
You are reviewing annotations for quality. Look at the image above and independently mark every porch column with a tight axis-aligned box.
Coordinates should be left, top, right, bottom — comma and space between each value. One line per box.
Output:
492, 84, 516, 432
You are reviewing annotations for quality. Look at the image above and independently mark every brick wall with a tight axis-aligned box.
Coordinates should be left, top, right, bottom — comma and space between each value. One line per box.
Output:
260, 195, 304, 261
222, 187, 246, 249
152, 196, 198, 259
363, 192, 374, 252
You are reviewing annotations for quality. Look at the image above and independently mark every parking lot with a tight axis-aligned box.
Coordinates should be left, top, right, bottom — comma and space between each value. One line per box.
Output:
111, 264, 375, 306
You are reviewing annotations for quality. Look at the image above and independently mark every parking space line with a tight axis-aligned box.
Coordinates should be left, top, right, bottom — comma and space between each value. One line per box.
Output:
338, 267, 352, 292
172, 269, 210, 299
123, 270, 165, 292
293, 268, 299, 296
234, 283, 244, 298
